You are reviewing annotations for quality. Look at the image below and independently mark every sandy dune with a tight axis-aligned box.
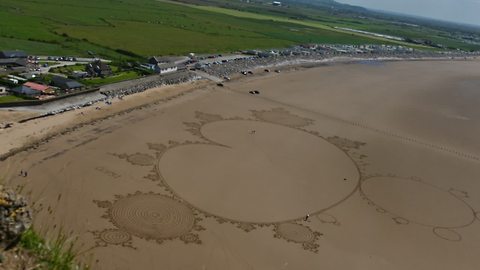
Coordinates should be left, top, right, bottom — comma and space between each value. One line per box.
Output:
1, 60, 480, 269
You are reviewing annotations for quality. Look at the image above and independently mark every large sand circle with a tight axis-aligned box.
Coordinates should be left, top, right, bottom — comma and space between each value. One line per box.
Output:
110, 194, 195, 240
159, 120, 359, 223
361, 177, 475, 228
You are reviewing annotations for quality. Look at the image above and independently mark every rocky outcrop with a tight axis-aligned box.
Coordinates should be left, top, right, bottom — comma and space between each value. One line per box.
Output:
0, 186, 32, 250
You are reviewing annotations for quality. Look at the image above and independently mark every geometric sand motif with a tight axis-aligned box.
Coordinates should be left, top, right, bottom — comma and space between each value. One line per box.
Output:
101, 108, 479, 251
94, 192, 204, 247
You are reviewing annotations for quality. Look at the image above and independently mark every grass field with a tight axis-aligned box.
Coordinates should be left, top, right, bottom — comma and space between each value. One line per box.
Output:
0, 0, 400, 59
163, 0, 427, 49
1, 0, 477, 59
80, 71, 143, 86
175, 0, 480, 51
0, 95, 26, 103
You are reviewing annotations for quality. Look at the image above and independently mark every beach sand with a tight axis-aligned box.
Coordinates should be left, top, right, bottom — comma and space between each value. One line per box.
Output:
1, 59, 480, 269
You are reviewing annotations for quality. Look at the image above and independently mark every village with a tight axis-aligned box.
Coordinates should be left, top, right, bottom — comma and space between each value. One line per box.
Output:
0, 43, 478, 112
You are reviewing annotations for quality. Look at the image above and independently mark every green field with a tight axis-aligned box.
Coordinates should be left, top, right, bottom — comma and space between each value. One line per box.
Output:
49, 64, 87, 74
163, 0, 428, 49
0, 95, 26, 103
0, 0, 400, 59
175, 0, 480, 51
80, 71, 143, 86
1, 0, 477, 59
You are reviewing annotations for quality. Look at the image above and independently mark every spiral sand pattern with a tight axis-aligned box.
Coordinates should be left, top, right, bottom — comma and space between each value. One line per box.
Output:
100, 229, 132, 245
276, 223, 315, 243
110, 194, 195, 240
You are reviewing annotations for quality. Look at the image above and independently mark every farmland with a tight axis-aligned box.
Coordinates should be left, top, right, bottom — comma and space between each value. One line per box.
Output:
1, 0, 479, 60
176, 0, 480, 51
0, 0, 395, 59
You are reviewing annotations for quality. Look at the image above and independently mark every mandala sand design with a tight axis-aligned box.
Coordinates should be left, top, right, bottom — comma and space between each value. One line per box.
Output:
172, 109, 478, 246
94, 192, 204, 247
96, 108, 480, 251
98, 109, 365, 251
147, 108, 364, 252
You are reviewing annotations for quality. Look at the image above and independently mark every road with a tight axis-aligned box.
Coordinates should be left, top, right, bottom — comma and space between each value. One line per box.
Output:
192, 70, 223, 83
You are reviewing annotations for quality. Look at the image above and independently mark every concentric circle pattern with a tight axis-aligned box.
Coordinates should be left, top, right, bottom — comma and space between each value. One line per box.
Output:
110, 194, 195, 240
100, 229, 132, 245
276, 223, 315, 243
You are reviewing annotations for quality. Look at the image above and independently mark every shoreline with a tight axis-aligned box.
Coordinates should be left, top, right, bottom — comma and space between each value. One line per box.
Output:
1, 56, 478, 161
2, 57, 480, 269
0, 80, 210, 160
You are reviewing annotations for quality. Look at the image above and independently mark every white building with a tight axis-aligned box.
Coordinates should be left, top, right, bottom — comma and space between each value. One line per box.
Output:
272, 1, 282, 6
156, 63, 178, 75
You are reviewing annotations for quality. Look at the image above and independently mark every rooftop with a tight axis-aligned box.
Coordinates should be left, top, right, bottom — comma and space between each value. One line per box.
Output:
0, 50, 27, 59
24, 82, 50, 93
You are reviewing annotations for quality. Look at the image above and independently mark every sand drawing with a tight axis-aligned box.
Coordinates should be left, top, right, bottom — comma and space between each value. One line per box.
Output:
392, 217, 410, 225
141, 108, 363, 251
432, 228, 462, 242
360, 175, 477, 241
95, 167, 121, 179
100, 108, 479, 253
274, 223, 322, 253
325, 136, 366, 151
448, 188, 469, 199
111, 153, 155, 166
251, 107, 314, 128
94, 192, 204, 248
92, 229, 135, 249
316, 213, 341, 226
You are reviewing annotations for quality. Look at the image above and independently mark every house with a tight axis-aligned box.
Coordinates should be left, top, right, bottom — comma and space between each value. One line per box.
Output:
155, 63, 178, 75
142, 63, 179, 74
148, 56, 168, 65
85, 60, 112, 77
9, 85, 40, 97
0, 58, 27, 73
23, 82, 54, 94
148, 56, 189, 65
272, 1, 282, 6
0, 50, 27, 59
51, 76, 84, 90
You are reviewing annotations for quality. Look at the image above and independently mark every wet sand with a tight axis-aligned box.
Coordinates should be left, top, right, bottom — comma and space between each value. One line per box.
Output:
1, 59, 480, 269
